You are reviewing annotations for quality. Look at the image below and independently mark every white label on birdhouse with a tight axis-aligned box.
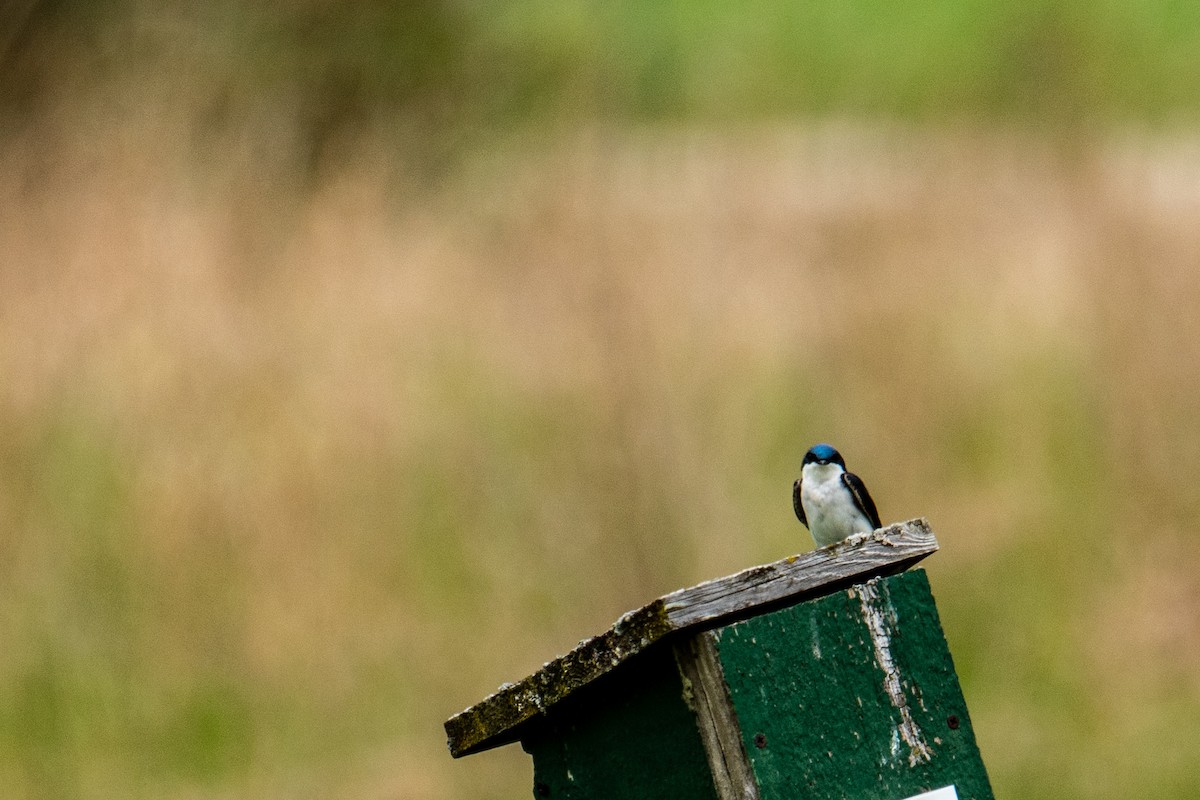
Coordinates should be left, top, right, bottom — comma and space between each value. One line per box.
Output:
900, 787, 958, 800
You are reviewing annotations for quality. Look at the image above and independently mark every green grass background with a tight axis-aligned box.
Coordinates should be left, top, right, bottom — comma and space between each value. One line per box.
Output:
3, 2, 1200, 798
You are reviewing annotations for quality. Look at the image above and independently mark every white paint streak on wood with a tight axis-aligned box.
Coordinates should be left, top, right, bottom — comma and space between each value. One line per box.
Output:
855, 578, 933, 767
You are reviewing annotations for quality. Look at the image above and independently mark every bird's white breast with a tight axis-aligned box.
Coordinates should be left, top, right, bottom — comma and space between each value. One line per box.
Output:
800, 463, 874, 547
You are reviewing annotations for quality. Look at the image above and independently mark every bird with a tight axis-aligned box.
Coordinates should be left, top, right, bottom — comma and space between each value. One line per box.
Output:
793, 443, 882, 547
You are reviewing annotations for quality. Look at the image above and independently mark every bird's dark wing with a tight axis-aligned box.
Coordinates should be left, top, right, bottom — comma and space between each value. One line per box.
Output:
792, 478, 808, 527
842, 472, 881, 529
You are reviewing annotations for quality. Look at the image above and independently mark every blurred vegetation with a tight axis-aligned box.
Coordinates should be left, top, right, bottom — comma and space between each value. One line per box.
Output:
2, 2, 1200, 800
6, 0, 1200, 170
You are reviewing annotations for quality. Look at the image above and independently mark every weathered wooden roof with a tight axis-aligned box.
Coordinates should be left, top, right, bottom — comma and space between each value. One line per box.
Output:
445, 518, 938, 757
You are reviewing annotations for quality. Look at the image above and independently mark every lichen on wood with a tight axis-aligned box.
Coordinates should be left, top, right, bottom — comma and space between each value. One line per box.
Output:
445, 518, 938, 757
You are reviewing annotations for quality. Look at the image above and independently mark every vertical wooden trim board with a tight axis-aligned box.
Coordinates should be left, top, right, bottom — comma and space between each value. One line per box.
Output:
675, 631, 761, 800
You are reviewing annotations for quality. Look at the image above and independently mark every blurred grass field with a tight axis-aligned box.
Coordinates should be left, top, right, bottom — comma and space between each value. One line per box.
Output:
3, 2, 1200, 799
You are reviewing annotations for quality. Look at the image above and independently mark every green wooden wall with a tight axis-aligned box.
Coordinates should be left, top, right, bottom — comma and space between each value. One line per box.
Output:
521, 569, 992, 800
716, 569, 992, 799
523, 645, 719, 800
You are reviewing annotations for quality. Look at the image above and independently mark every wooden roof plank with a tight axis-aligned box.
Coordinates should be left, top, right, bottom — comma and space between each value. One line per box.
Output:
445, 518, 938, 757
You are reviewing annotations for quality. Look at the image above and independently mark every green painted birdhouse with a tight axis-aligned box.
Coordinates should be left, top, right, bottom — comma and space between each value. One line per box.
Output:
445, 519, 993, 800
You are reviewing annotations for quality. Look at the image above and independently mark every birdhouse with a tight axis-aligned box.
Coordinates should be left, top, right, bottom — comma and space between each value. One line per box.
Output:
445, 519, 993, 800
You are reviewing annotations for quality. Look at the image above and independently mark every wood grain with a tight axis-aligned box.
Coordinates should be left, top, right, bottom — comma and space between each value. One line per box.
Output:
445, 518, 938, 757
674, 631, 761, 800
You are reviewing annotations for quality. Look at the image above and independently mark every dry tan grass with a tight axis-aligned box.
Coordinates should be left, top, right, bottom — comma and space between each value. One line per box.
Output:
2, 104, 1200, 798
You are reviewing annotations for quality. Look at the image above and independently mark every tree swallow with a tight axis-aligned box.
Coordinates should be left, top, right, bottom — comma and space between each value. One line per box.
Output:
793, 443, 882, 547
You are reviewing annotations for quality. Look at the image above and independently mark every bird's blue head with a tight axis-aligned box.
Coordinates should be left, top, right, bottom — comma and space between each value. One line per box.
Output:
803, 443, 845, 468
